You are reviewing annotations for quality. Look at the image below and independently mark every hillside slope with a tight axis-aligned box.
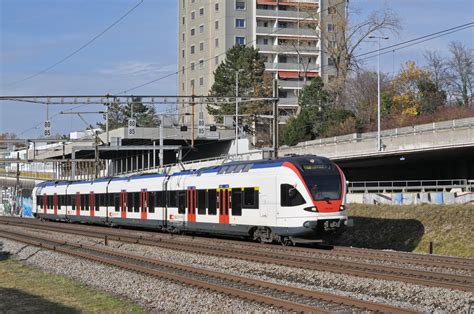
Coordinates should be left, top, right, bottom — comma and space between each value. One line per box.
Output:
333, 204, 473, 258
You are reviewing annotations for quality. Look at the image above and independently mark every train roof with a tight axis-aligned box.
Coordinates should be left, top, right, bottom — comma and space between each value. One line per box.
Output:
35, 155, 332, 188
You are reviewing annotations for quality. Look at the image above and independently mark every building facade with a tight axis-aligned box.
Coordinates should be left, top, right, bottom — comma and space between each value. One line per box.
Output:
178, 0, 346, 125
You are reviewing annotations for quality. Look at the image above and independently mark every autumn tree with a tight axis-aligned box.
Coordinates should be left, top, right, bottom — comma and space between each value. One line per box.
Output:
207, 45, 272, 123
391, 61, 446, 116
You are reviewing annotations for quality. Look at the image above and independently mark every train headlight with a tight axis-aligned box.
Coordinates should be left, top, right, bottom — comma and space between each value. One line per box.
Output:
304, 206, 318, 213
339, 205, 346, 211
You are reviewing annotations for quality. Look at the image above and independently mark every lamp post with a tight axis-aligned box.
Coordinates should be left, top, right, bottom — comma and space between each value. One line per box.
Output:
368, 35, 389, 151
235, 69, 244, 158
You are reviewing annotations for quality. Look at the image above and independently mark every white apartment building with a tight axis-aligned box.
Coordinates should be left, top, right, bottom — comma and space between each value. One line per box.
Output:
178, 0, 345, 125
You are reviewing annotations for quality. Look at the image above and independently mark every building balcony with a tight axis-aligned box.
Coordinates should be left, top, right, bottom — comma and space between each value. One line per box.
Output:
265, 62, 320, 71
257, 44, 320, 54
278, 79, 313, 89
256, 9, 315, 20
256, 26, 317, 37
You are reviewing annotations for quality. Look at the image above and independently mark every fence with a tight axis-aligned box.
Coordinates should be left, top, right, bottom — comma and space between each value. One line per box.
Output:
348, 179, 473, 193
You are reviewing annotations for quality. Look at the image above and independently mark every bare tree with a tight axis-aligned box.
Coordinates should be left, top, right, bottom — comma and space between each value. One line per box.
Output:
303, 1, 401, 104
447, 41, 473, 106
423, 50, 449, 92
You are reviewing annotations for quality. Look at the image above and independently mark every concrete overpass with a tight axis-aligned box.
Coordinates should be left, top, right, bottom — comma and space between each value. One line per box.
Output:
279, 117, 474, 181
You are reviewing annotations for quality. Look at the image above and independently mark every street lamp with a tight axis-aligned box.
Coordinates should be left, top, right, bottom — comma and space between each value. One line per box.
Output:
368, 35, 389, 151
235, 69, 244, 158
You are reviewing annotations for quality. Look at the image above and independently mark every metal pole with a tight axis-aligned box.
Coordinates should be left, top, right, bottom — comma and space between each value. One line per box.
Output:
272, 79, 279, 158
377, 38, 381, 152
159, 121, 164, 167
235, 71, 239, 158
192, 86, 195, 148
105, 104, 109, 146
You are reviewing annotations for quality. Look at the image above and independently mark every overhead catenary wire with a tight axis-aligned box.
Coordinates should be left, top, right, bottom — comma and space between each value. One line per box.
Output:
4, 0, 145, 87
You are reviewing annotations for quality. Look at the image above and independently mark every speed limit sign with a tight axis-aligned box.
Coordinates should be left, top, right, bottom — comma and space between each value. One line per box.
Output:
43, 120, 51, 138
128, 118, 136, 137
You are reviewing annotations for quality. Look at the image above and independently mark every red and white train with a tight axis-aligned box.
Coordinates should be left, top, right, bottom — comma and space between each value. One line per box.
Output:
33, 155, 348, 245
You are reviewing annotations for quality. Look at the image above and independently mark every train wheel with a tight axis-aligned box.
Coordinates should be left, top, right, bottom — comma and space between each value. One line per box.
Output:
280, 237, 293, 246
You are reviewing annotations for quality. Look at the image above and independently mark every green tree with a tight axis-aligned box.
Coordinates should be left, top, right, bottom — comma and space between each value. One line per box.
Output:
282, 77, 334, 145
207, 45, 272, 122
98, 97, 159, 130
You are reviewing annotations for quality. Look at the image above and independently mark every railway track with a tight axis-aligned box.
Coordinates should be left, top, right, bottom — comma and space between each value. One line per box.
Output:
0, 228, 418, 313
1, 217, 473, 292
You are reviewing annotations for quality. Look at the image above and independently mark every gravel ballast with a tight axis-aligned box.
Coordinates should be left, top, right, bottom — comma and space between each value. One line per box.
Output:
1, 225, 473, 312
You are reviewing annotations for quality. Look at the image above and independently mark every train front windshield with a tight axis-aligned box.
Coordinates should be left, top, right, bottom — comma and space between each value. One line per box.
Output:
303, 174, 341, 201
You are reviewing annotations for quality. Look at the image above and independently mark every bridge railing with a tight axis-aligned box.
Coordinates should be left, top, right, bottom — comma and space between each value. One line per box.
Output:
284, 117, 474, 149
348, 179, 473, 193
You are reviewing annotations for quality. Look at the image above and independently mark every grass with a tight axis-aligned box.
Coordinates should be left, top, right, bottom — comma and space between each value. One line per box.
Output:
335, 204, 474, 258
0, 257, 143, 313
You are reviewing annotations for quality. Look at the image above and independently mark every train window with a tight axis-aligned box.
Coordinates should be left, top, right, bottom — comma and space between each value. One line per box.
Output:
197, 190, 206, 215
155, 191, 164, 207
217, 166, 228, 174
243, 188, 259, 209
280, 184, 306, 207
127, 193, 133, 212
231, 189, 242, 216
71, 195, 76, 210
134, 192, 140, 212
233, 164, 246, 173
168, 191, 177, 207
225, 165, 237, 173
242, 164, 253, 172
114, 193, 120, 212
95, 194, 99, 211
148, 192, 154, 213
57, 195, 61, 210
178, 191, 186, 214
207, 189, 217, 215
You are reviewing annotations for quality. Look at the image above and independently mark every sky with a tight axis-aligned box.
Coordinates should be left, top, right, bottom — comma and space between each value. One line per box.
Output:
0, 0, 473, 137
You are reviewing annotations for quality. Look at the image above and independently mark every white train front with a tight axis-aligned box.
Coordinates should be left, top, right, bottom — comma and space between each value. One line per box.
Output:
33, 155, 348, 244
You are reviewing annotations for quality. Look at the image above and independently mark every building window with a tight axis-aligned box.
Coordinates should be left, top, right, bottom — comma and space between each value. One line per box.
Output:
235, 19, 246, 28
215, 3, 219, 11
182, 16, 185, 25
190, 45, 195, 54
215, 56, 219, 65
263, 38, 268, 45
215, 20, 219, 30
328, 24, 334, 32
199, 25, 204, 33
182, 83, 185, 91
199, 42, 204, 51
182, 32, 185, 41
191, 11, 195, 20
199, 59, 204, 68
191, 28, 195, 36
199, 77, 204, 86
182, 49, 185, 58
215, 38, 219, 47
181, 66, 185, 74
328, 57, 336, 66
329, 40, 337, 48
328, 6, 336, 14
191, 79, 195, 87
236, 1, 245, 10
235, 36, 246, 45
199, 7, 204, 15
191, 62, 195, 71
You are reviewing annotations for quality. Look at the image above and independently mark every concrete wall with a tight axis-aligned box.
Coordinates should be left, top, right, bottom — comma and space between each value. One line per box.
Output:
347, 192, 474, 205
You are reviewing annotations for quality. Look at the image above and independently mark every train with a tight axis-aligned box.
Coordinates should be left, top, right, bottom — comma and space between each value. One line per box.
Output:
32, 155, 349, 245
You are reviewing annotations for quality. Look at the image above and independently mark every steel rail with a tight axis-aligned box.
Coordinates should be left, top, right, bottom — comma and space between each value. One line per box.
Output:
1, 218, 472, 292
0, 229, 417, 314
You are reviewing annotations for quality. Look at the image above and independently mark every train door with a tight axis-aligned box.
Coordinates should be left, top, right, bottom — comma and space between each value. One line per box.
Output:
140, 190, 148, 220
43, 193, 47, 214
53, 193, 58, 216
120, 191, 127, 219
218, 188, 230, 224
186, 188, 196, 223
75, 192, 81, 216
89, 192, 95, 217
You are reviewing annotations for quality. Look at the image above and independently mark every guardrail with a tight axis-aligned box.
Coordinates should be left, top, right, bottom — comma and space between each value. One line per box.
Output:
282, 117, 474, 149
348, 179, 473, 193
